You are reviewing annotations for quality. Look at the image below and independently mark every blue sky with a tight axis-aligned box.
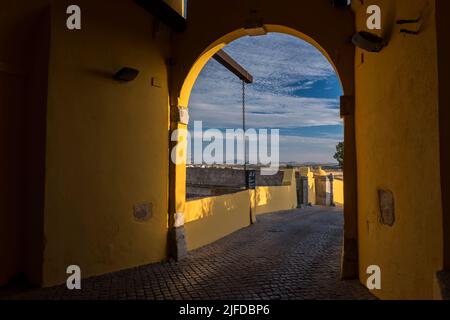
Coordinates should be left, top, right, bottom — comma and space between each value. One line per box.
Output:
188, 33, 343, 164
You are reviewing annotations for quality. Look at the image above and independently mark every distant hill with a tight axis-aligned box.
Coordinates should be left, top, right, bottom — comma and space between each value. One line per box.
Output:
282, 161, 340, 168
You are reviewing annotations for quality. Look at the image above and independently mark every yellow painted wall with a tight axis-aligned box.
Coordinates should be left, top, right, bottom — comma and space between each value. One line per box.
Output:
255, 169, 297, 215
184, 170, 297, 250
41, 0, 171, 286
333, 179, 344, 206
254, 185, 297, 215
184, 191, 251, 251
354, 0, 443, 299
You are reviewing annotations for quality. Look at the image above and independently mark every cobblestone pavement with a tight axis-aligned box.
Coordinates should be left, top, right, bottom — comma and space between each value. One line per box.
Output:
4, 207, 375, 300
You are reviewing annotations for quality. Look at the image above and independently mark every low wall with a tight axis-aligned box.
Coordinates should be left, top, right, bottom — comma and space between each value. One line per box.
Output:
184, 190, 251, 250
187, 167, 284, 188
333, 178, 344, 206
254, 169, 298, 215
254, 185, 297, 215
184, 169, 298, 250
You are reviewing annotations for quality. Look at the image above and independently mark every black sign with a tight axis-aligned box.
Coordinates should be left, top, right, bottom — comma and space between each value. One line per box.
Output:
246, 170, 257, 190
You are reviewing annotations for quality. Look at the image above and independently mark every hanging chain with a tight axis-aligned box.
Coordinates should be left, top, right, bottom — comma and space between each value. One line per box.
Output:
242, 80, 248, 187
242, 80, 247, 165
242, 80, 246, 135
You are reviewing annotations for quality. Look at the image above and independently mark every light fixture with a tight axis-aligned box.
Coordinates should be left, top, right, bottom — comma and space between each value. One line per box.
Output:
114, 67, 140, 82
352, 31, 387, 53
397, 17, 422, 35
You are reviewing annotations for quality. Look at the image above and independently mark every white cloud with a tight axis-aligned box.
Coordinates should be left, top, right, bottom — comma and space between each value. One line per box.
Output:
185, 132, 340, 164
190, 95, 340, 129
188, 33, 343, 163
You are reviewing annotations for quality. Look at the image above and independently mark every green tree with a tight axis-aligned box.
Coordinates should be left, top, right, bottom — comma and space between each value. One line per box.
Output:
334, 142, 344, 168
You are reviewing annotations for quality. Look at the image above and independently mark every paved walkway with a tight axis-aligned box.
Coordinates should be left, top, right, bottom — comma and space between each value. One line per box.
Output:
4, 207, 375, 300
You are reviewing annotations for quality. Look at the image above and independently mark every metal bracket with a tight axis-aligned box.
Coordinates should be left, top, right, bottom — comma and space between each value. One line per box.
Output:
135, 0, 186, 32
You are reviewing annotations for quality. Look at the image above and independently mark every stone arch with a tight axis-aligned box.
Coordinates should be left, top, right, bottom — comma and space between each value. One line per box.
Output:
168, 0, 358, 278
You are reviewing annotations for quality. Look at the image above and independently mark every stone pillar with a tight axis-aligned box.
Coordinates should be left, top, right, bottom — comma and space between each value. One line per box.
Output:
329, 173, 335, 207
301, 176, 309, 206
315, 175, 328, 206
340, 95, 359, 279
168, 103, 189, 260
295, 170, 302, 208
299, 167, 313, 207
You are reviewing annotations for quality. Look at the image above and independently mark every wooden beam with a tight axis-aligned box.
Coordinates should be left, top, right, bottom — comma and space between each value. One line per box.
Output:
213, 50, 253, 84
135, 0, 187, 32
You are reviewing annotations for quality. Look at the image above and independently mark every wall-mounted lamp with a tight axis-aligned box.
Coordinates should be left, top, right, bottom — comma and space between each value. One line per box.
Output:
114, 67, 140, 82
397, 18, 422, 35
331, 0, 351, 8
352, 31, 387, 53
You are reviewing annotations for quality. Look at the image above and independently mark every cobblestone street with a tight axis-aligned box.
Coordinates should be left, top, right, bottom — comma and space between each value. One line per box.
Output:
4, 207, 375, 300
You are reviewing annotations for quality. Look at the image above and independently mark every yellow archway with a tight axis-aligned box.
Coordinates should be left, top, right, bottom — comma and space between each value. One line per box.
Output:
168, 0, 357, 279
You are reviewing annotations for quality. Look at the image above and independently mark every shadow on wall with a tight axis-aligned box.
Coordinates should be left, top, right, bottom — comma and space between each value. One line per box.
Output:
254, 169, 298, 215
184, 170, 299, 250
185, 193, 240, 223
184, 190, 252, 250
